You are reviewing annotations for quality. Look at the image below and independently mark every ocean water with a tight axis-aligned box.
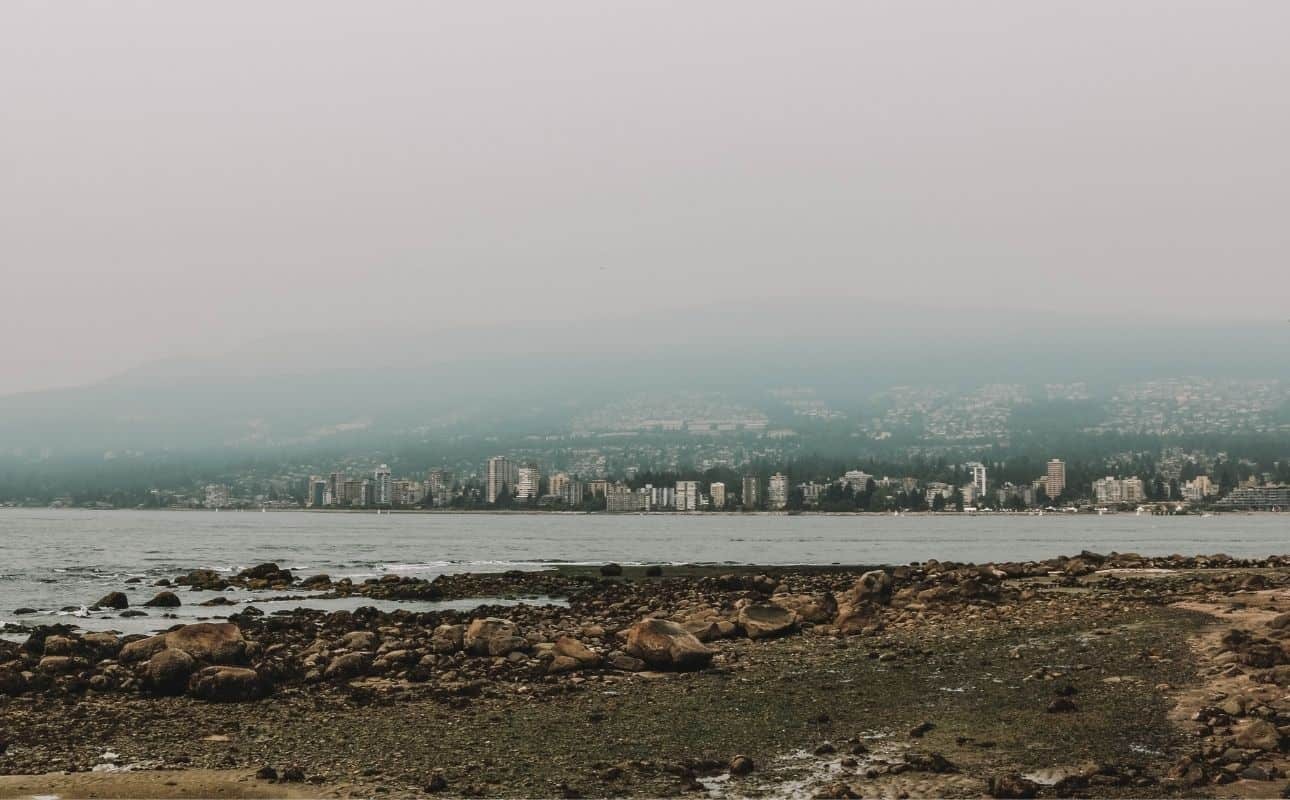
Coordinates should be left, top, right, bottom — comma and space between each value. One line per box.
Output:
1, 508, 1285, 636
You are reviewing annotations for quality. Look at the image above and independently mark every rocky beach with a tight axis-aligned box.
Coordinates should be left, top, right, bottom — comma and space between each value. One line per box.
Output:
3, 553, 1290, 798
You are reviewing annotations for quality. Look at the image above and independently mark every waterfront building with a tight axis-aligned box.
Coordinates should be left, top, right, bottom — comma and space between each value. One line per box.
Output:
710, 482, 726, 510
768, 473, 789, 510
924, 482, 954, 506
997, 482, 1035, 508
373, 464, 393, 506
1214, 485, 1290, 510
486, 456, 518, 503
516, 464, 541, 501
675, 480, 700, 511
1093, 476, 1145, 506
339, 479, 365, 506
426, 468, 453, 507
842, 470, 874, 492
644, 484, 675, 510
742, 474, 760, 509
605, 483, 647, 513
307, 476, 326, 508
968, 462, 988, 496
1183, 476, 1214, 503
798, 481, 825, 506
1046, 459, 1067, 499
391, 478, 424, 507
327, 471, 346, 506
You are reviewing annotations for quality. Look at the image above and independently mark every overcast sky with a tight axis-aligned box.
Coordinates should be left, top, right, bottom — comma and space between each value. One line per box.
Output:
2, 1, 1288, 395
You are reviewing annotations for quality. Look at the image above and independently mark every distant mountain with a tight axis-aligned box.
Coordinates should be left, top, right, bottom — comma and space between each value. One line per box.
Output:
1, 305, 1285, 456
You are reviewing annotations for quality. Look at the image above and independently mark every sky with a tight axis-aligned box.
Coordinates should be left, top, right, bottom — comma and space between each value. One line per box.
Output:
2, 0, 1288, 396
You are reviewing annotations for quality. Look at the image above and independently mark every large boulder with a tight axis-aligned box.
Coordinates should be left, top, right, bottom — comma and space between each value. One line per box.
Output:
324, 652, 371, 681
770, 593, 837, 624
340, 630, 377, 651
737, 604, 798, 640
143, 591, 181, 608
834, 602, 879, 635
164, 623, 247, 664
431, 624, 465, 653
82, 631, 121, 657
188, 666, 265, 702
120, 623, 246, 665
38, 655, 81, 673
464, 618, 527, 657
622, 618, 713, 671
680, 608, 737, 642
237, 563, 293, 584
549, 636, 601, 673
95, 591, 129, 610
42, 635, 77, 656
845, 570, 893, 605
147, 648, 196, 695
177, 569, 227, 590
119, 634, 170, 664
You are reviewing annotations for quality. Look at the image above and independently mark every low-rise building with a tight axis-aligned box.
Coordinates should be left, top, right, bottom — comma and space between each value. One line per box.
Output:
1215, 485, 1290, 510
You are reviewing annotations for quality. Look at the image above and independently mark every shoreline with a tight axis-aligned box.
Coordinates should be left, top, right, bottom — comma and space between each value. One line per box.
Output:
3, 506, 1278, 516
3, 553, 1290, 797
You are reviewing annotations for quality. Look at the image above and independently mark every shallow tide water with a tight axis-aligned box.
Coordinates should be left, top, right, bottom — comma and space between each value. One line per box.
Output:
1, 508, 1285, 635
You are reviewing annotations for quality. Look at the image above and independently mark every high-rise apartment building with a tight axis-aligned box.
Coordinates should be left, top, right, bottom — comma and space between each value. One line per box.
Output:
426, 468, 453, 507
373, 464, 393, 506
968, 462, 988, 496
549, 472, 570, 499
768, 473, 789, 510
307, 476, 326, 508
742, 474, 760, 509
516, 464, 541, 500
486, 456, 518, 503
675, 481, 700, 511
1046, 459, 1067, 499
710, 482, 726, 510
548, 472, 583, 506
327, 471, 346, 506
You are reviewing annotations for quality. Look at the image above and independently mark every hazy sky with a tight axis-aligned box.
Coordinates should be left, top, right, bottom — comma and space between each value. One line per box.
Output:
3, 1, 1288, 395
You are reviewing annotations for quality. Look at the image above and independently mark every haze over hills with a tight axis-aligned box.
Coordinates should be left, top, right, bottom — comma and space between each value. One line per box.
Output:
1, 304, 1285, 457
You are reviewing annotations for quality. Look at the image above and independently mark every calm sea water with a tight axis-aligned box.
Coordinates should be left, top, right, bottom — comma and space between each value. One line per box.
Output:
1, 508, 1285, 636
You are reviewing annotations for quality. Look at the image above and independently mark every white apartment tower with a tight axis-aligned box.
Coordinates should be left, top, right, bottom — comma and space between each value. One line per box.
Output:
516, 464, 541, 500
768, 473, 789, 510
486, 456, 517, 503
710, 482, 726, 510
